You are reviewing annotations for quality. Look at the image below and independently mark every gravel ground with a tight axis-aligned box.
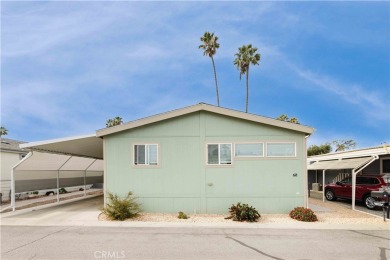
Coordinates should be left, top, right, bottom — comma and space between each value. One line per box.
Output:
99, 198, 389, 225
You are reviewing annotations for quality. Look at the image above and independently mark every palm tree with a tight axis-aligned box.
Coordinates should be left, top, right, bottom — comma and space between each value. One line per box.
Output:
0, 126, 8, 136
199, 32, 220, 106
234, 44, 261, 113
106, 117, 123, 127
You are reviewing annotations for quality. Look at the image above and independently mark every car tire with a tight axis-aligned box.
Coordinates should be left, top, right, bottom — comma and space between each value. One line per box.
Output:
46, 191, 55, 196
325, 189, 337, 201
364, 195, 376, 210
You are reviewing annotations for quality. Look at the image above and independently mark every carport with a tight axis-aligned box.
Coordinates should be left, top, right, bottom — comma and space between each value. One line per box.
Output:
308, 156, 378, 210
10, 134, 103, 211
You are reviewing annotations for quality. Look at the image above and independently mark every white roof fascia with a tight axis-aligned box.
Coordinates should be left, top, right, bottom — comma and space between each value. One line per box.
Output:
20, 133, 103, 159
307, 156, 373, 170
96, 103, 315, 137
20, 133, 96, 149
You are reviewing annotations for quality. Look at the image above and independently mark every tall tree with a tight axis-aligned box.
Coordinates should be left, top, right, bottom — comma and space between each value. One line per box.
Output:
276, 114, 300, 124
307, 144, 332, 156
234, 44, 261, 113
0, 126, 8, 136
106, 117, 123, 128
199, 32, 220, 106
332, 139, 356, 152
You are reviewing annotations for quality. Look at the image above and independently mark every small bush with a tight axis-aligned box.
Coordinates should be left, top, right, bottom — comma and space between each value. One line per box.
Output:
101, 192, 141, 221
178, 212, 189, 219
59, 188, 68, 194
289, 207, 318, 222
225, 202, 261, 222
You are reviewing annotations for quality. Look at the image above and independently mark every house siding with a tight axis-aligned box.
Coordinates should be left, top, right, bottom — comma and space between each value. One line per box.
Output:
1, 152, 23, 201
104, 111, 306, 214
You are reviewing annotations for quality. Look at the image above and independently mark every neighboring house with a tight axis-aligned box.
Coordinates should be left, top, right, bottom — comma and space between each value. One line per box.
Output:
0, 138, 28, 201
308, 146, 390, 191
96, 103, 315, 214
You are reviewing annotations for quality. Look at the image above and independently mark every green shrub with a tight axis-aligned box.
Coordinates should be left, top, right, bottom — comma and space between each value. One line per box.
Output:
289, 207, 318, 222
59, 188, 68, 194
101, 192, 141, 221
178, 211, 189, 219
225, 202, 261, 222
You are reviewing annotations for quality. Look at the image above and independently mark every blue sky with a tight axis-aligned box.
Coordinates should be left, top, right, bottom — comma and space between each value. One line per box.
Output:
1, 1, 389, 149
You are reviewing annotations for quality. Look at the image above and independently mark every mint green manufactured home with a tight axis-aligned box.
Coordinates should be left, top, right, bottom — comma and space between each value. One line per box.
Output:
97, 103, 314, 214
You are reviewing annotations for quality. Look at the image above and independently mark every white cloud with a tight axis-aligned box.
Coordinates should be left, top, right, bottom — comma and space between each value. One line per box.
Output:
288, 64, 388, 121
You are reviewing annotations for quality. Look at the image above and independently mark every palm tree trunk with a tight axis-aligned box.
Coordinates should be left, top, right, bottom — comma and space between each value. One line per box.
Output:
211, 56, 220, 107
246, 67, 249, 113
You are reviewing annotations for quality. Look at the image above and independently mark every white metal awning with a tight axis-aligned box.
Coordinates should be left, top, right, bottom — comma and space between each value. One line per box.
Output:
9, 151, 104, 212
19, 134, 103, 159
308, 157, 373, 170
308, 155, 378, 210
14, 151, 103, 171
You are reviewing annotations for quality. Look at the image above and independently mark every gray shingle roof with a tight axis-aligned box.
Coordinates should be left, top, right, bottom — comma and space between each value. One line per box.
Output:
0, 138, 27, 153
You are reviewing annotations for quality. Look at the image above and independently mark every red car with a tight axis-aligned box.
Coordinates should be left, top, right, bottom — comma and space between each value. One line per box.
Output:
324, 175, 389, 209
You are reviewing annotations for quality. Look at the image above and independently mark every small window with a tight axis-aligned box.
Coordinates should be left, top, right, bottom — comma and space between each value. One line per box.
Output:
134, 144, 158, 165
371, 178, 380, 184
266, 143, 296, 157
358, 177, 380, 185
382, 159, 390, 174
341, 177, 352, 184
357, 177, 368, 184
207, 143, 232, 165
235, 143, 263, 157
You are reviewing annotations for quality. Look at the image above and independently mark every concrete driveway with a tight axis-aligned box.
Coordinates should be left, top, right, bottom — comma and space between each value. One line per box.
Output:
1, 196, 104, 226
328, 198, 387, 218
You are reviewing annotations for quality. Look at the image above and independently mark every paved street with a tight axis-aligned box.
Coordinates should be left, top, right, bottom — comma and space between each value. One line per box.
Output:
1, 226, 389, 260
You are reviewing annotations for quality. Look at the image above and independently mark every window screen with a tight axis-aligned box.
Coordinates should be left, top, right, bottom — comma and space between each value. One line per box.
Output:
235, 143, 263, 157
134, 144, 158, 165
207, 144, 232, 165
266, 143, 296, 157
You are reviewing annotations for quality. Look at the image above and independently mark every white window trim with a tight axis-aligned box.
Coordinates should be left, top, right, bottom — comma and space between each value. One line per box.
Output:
234, 142, 264, 158
266, 142, 297, 158
133, 143, 159, 166
206, 143, 233, 166
380, 157, 390, 174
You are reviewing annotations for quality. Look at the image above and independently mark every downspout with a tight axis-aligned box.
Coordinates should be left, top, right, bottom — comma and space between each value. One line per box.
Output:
304, 134, 310, 208
11, 152, 33, 211
85, 159, 97, 197
351, 155, 379, 210
103, 138, 107, 206
57, 156, 73, 204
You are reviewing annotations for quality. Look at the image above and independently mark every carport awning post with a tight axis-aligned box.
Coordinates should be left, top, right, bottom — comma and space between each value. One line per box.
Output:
11, 152, 33, 211
322, 170, 326, 202
57, 156, 73, 203
84, 159, 97, 197
351, 155, 378, 210
352, 170, 356, 210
